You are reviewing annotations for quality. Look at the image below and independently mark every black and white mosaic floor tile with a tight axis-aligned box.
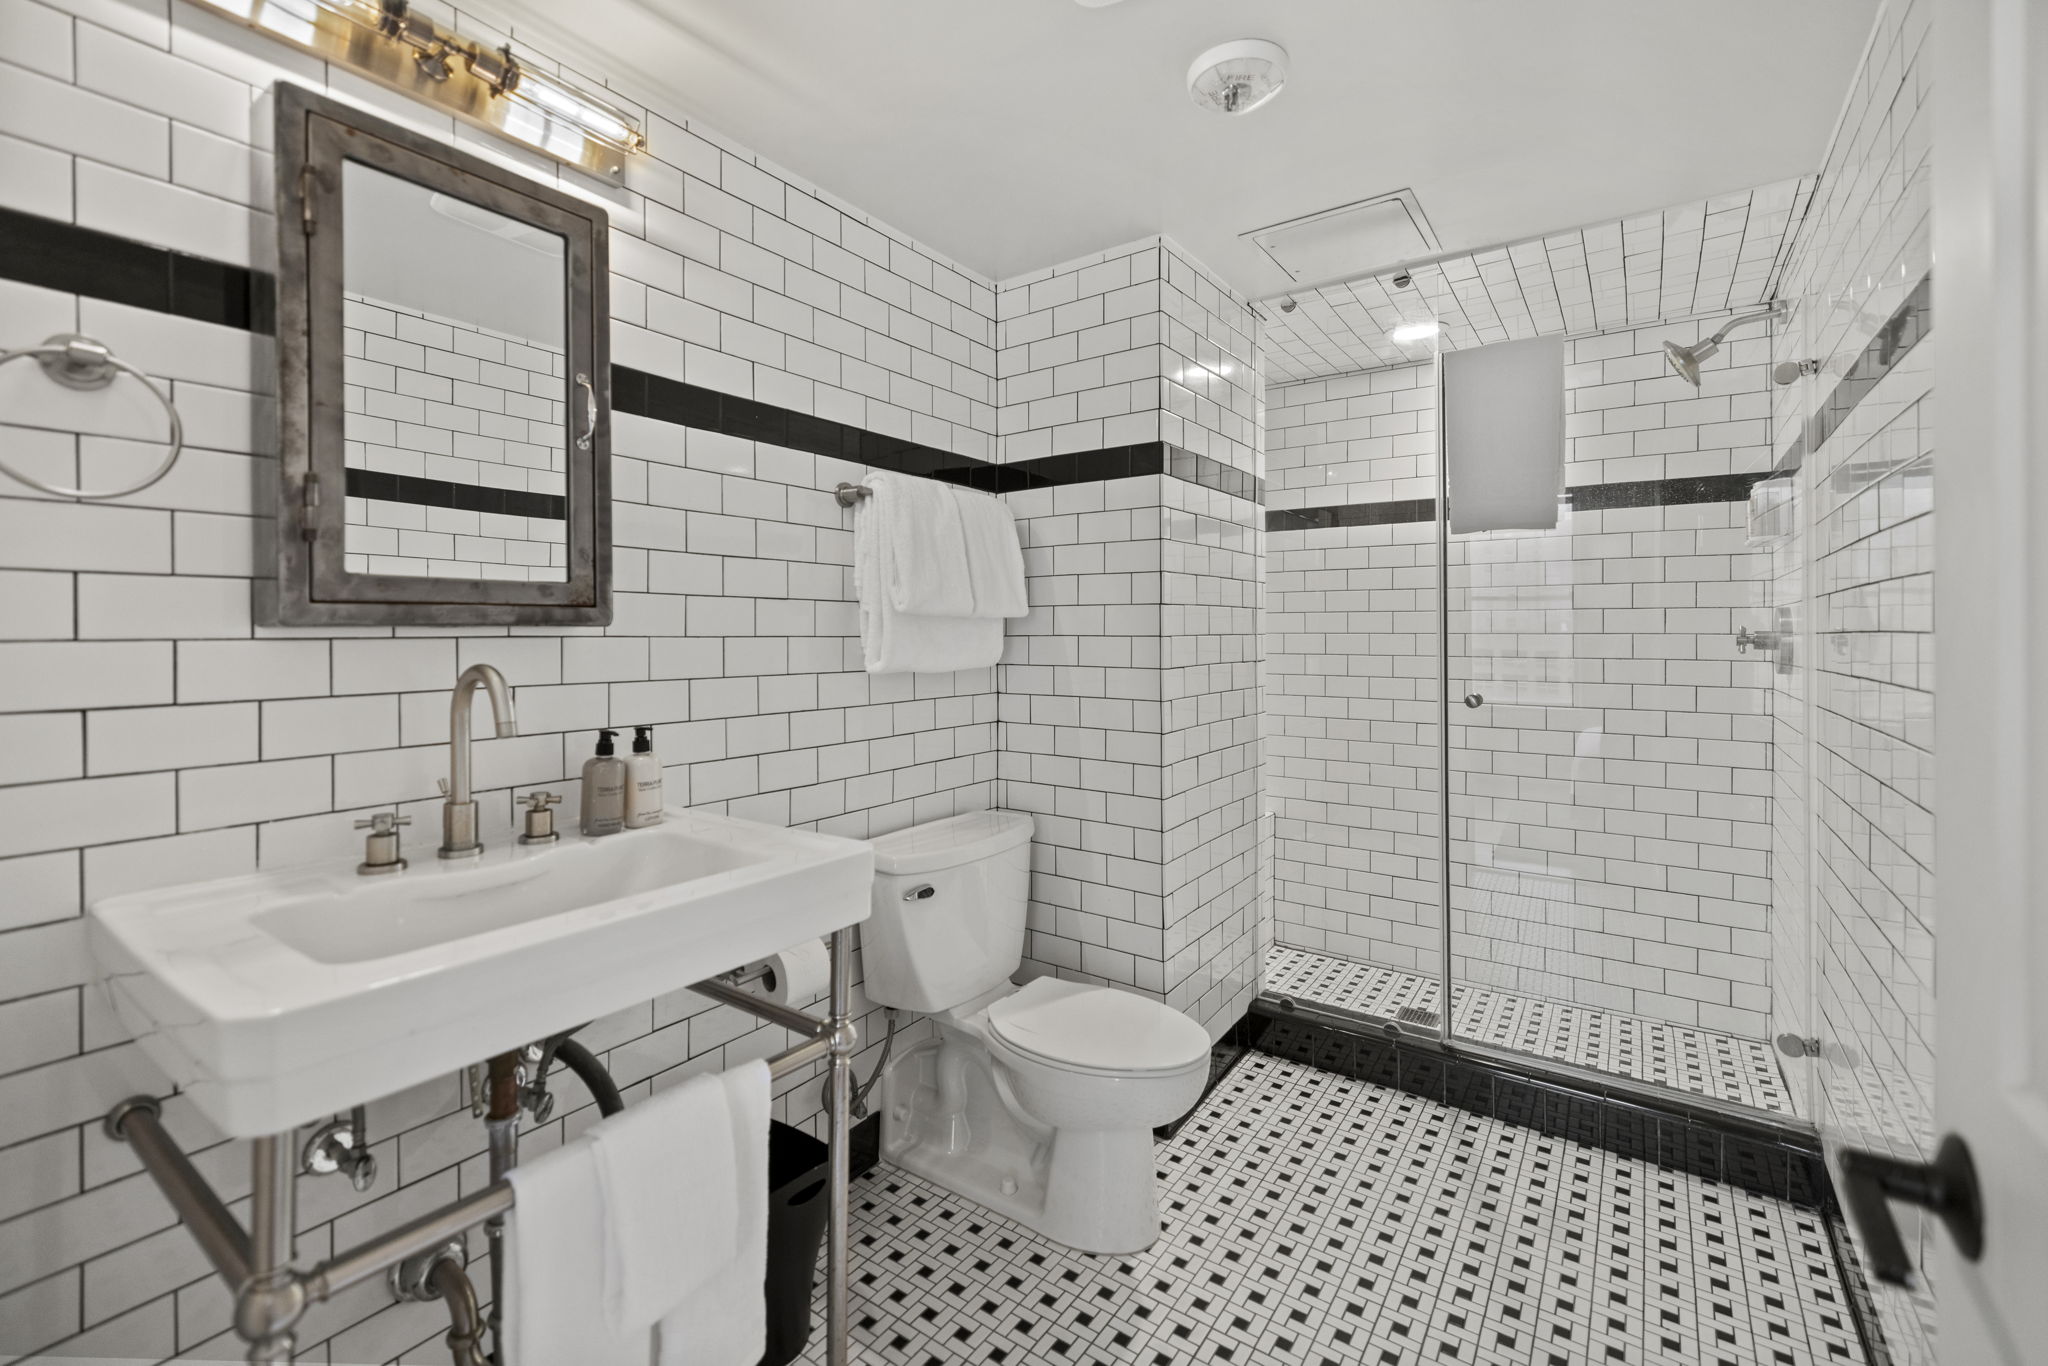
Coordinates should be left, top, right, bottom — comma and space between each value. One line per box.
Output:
801, 1053, 1861, 1366
1264, 947, 1793, 1114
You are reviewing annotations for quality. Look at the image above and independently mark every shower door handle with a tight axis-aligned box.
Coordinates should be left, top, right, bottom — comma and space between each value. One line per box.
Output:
1837, 1133, 1984, 1287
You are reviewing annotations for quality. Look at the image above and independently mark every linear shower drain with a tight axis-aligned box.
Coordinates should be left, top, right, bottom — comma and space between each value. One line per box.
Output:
1396, 1006, 1440, 1028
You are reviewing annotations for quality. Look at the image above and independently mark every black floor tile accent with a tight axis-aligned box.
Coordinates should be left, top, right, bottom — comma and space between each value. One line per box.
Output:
1243, 1009, 1829, 1212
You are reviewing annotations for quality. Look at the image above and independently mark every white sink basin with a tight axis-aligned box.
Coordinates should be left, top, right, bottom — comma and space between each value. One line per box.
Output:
88, 810, 873, 1137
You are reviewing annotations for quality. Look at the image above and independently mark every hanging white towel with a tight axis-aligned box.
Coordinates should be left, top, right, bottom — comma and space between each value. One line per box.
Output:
865, 472, 975, 616
589, 1069, 741, 1333
951, 486, 1030, 619
655, 1061, 770, 1366
502, 1135, 644, 1366
854, 479, 1005, 674
583, 1060, 772, 1366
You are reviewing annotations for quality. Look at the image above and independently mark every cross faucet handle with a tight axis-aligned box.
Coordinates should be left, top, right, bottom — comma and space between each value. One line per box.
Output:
355, 813, 411, 874
523, 791, 562, 811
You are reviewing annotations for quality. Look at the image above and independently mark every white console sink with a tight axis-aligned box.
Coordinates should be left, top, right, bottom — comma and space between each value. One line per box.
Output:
88, 810, 873, 1137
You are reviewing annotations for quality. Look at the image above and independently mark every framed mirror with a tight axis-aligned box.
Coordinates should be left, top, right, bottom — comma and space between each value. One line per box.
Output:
273, 84, 611, 625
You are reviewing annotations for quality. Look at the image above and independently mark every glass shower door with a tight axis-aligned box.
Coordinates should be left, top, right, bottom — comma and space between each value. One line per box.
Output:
1440, 329, 1795, 1116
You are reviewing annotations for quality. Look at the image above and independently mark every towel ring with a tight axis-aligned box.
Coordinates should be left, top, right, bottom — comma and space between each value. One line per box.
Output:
0, 333, 185, 500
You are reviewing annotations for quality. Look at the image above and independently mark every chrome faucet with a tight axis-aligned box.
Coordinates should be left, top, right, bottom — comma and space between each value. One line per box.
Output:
440, 664, 517, 860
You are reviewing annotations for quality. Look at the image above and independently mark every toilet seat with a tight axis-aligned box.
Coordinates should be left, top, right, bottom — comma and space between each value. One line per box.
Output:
985, 978, 1210, 1077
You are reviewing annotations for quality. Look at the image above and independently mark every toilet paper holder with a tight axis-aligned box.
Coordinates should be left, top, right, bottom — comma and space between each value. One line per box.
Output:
720, 961, 779, 991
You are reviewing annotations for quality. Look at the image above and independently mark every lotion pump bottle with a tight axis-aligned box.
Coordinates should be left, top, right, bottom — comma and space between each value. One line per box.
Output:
580, 729, 625, 836
624, 725, 664, 828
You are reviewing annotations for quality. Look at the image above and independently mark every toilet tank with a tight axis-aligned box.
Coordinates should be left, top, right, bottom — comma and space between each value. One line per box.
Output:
863, 810, 1034, 1013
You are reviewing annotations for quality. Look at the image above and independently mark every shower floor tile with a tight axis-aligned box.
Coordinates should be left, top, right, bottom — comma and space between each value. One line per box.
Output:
1262, 946, 1794, 1114
800, 1052, 1862, 1366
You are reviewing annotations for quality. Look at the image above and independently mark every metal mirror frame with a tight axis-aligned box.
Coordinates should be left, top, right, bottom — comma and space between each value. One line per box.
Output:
273, 83, 612, 626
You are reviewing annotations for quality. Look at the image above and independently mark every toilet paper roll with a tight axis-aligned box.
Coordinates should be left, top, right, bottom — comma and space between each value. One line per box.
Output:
747, 937, 830, 1005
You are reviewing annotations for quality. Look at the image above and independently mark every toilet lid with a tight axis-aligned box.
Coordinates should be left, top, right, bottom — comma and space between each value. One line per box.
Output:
986, 978, 1210, 1074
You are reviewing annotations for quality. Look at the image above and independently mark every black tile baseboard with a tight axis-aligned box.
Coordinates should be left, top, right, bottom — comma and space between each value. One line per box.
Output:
1242, 1005, 1830, 1210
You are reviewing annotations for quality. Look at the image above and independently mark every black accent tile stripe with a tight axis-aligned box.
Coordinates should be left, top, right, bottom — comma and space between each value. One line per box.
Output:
0, 209, 1265, 507
1808, 273, 1931, 460
1267, 471, 1773, 532
0, 206, 273, 332
613, 364, 1266, 504
1268, 498, 1436, 532
1568, 470, 1770, 510
1765, 273, 1933, 485
345, 467, 566, 520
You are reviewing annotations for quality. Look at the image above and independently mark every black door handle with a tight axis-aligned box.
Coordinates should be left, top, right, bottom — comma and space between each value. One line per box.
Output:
1837, 1133, 1984, 1287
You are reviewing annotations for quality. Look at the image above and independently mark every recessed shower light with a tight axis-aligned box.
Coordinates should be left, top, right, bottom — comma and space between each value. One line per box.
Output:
1389, 321, 1440, 343
1187, 40, 1289, 116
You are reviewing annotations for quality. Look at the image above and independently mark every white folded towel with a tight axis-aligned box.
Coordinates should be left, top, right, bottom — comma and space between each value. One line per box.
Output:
502, 1135, 644, 1366
854, 478, 1005, 674
866, 472, 975, 616
590, 1068, 742, 1334
606, 1061, 771, 1366
503, 1062, 771, 1366
951, 486, 1029, 618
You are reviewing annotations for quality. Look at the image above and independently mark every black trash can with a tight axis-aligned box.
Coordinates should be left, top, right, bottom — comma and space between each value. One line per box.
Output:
760, 1121, 831, 1366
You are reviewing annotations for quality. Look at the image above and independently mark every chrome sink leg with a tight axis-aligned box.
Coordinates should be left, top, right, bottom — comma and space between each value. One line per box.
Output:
239, 1135, 303, 1364
827, 925, 856, 1366
482, 1050, 523, 1359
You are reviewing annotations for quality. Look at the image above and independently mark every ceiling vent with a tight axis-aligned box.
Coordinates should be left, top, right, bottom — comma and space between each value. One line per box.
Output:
1245, 190, 1440, 286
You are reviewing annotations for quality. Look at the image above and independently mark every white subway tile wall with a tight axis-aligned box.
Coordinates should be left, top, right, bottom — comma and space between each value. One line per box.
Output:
1766, 0, 1936, 1359
996, 238, 1261, 477
0, 1, 1017, 1359
999, 473, 1265, 1035
1265, 307, 1779, 1036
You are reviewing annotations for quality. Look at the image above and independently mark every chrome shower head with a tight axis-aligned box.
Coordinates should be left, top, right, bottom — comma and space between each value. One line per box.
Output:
1663, 337, 1717, 386
1663, 301, 1785, 387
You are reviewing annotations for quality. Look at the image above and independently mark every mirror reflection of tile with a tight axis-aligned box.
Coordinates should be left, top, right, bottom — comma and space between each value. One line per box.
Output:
340, 291, 570, 584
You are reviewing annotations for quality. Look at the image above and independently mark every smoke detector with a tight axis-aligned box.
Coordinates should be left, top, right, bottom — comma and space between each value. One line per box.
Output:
1187, 40, 1289, 115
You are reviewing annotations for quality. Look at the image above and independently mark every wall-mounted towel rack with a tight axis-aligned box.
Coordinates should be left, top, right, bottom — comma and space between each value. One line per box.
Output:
0, 333, 186, 500
836, 478, 1002, 506
104, 928, 861, 1366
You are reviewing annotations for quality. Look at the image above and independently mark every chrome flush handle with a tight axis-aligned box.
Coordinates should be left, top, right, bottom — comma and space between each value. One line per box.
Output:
575, 372, 597, 451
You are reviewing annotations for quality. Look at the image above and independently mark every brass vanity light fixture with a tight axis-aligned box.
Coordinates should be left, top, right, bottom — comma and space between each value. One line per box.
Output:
190, 0, 648, 182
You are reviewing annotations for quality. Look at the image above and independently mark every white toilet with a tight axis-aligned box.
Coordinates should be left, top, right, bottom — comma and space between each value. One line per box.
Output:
864, 810, 1213, 1255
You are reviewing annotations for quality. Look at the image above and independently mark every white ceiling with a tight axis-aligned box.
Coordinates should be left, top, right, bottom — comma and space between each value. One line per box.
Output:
516, 0, 1878, 298
1262, 174, 1817, 384
516, 0, 1884, 296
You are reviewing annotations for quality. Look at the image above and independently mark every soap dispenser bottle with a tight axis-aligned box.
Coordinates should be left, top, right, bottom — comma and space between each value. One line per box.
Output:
580, 729, 626, 836
625, 725, 664, 829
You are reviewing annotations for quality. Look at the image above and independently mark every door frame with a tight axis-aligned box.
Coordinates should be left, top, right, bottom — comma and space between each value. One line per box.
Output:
1932, 0, 2048, 1359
